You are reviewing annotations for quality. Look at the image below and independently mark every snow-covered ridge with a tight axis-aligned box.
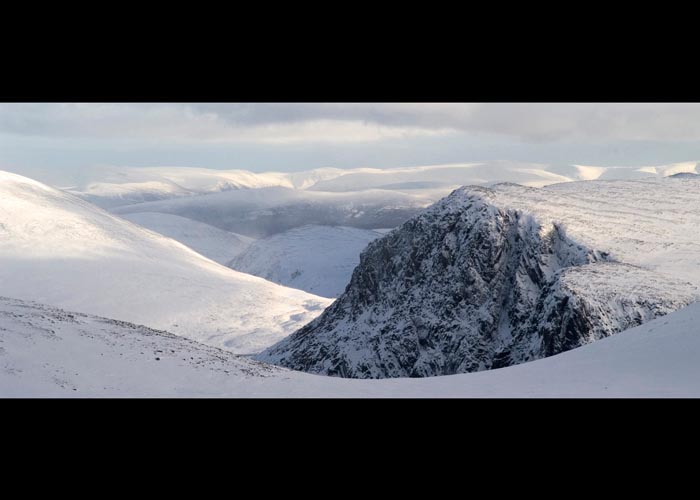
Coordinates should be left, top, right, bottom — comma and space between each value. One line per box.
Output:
0, 170, 332, 354
261, 178, 700, 378
66, 161, 700, 209
3, 295, 700, 397
67, 166, 354, 207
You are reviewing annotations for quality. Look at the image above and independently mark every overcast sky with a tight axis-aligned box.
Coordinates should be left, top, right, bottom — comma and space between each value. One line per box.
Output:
2, 103, 700, 184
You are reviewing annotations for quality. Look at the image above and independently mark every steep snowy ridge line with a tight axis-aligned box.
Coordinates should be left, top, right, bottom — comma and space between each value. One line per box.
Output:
260, 182, 700, 378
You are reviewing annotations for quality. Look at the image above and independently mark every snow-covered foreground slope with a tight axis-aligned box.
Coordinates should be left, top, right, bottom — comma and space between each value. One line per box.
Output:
119, 212, 254, 264
0, 297, 284, 397
262, 177, 700, 378
229, 225, 383, 297
2, 296, 700, 397
0, 171, 331, 354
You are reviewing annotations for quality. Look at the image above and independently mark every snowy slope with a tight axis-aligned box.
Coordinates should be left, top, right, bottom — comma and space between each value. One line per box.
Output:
73, 180, 194, 208
229, 225, 383, 297
0, 171, 331, 354
262, 177, 700, 377
498, 178, 700, 282
2, 296, 700, 397
0, 297, 286, 397
549, 161, 700, 182
119, 212, 254, 264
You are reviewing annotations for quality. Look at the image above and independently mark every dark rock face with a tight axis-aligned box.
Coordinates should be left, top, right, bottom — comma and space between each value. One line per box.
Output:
259, 187, 697, 378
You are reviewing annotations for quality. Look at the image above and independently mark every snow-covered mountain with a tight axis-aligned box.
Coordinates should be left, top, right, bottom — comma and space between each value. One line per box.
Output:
68, 166, 351, 208
0, 171, 331, 354
261, 177, 700, 378
228, 225, 383, 297
119, 212, 253, 264
3, 295, 700, 397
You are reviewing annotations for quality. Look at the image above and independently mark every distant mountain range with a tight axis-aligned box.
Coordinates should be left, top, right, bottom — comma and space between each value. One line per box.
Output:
65, 161, 700, 209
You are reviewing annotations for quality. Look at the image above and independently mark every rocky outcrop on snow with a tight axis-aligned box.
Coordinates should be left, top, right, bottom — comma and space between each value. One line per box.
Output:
259, 184, 699, 378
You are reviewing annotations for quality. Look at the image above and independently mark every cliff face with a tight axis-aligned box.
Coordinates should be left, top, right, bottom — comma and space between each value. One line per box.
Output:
259, 186, 698, 378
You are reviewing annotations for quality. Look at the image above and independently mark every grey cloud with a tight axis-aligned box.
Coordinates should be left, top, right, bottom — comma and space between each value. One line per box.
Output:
174, 103, 700, 142
3, 103, 700, 143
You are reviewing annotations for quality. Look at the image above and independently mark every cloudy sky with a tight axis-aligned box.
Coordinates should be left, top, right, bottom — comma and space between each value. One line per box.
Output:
2, 103, 700, 184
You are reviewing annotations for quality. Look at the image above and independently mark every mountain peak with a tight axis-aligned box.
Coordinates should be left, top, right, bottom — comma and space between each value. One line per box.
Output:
260, 180, 700, 378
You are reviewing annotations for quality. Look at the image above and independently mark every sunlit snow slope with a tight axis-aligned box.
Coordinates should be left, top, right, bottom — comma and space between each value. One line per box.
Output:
497, 178, 700, 282
229, 225, 383, 297
0, 171, 331, 354
119, 212, 254, 264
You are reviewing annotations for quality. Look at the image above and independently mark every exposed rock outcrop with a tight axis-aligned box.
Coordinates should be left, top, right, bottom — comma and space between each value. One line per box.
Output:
259, 186, 698, 378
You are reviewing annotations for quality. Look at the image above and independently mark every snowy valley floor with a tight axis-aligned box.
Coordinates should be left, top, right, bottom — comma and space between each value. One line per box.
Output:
1, 296, 699, 398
